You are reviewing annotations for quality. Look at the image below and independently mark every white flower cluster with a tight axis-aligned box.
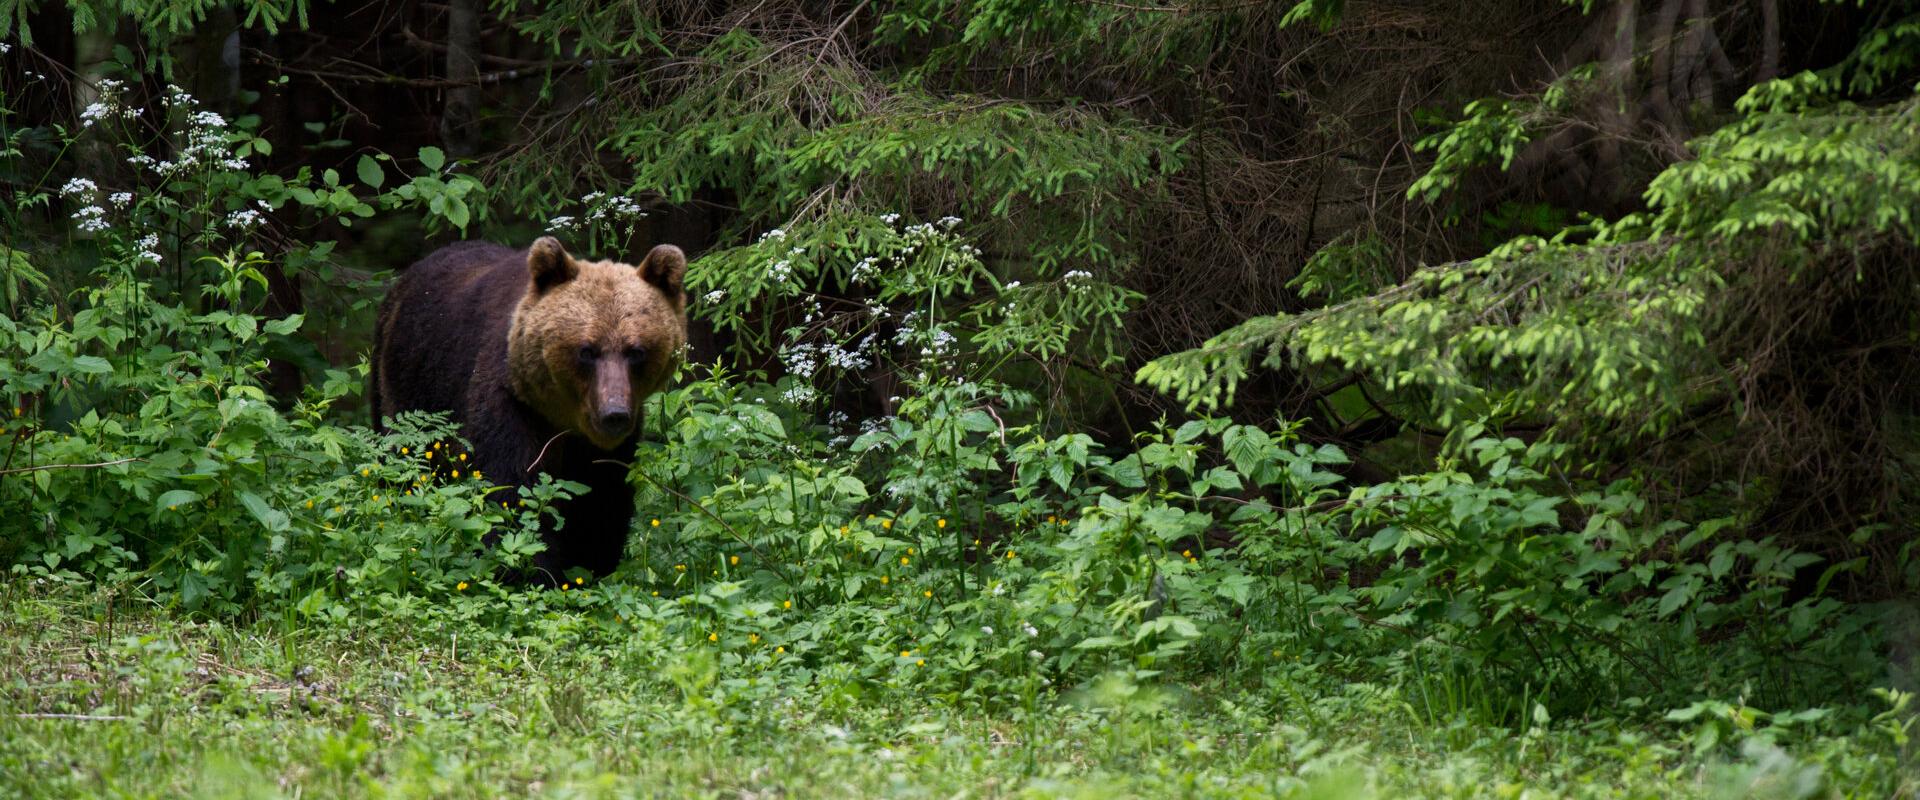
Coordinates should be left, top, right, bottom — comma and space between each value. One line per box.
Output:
0, 42, 11, 55
758, 228, 788, 243
581, 191, 646, 223
78, 78, 138, 129
768, 258, 794, 284
61, 178, 98, 197
919, 327, 956, 358
1063, 269, 1093, 281
108, 192, 133, 207
134, 234, 162, 264
780, 384, 818, 405
227, 209, 263, 229
545, 215, 576, 231
879, 213, 900, 225
849, 256, 880, 284
72, 205, 109, 233
938, 215, 962, 228
703, 289, 727, 304
119, 88, 246, 176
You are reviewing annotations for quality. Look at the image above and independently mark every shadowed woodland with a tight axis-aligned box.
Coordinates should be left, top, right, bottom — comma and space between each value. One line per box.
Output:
1, 0, 1918, 796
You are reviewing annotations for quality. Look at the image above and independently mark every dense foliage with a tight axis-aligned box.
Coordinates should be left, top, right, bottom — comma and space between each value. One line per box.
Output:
1, 0, 1917, 795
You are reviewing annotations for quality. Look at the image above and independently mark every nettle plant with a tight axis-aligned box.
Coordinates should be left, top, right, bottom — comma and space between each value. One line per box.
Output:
0, 81, 546, 614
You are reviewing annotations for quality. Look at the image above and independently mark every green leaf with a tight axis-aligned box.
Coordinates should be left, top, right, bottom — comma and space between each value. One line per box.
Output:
239, 491, 290, 532
263, 314, 305, 336
418, 146, 446, 171
69, 355, 112, 374
356, 155, 385, 189
155, 489, 201, 512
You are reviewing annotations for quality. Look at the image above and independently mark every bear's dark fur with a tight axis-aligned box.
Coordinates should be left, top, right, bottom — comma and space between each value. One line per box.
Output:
371, 237, 687, 581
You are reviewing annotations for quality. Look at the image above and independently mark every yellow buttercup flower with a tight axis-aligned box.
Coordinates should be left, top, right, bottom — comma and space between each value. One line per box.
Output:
457, 581, 469, 591
459, 453, 467, 462
881, 576, 890, 584
881, 519, 893, 530
360, 468, 369, 477
1182, 549, 1192, 558
936, 519, 946, 529
451, 470, 460, 479
899, 649, 911, 658
401, 447, 409, 455
783, 600, 792, 609
708, 632, 718, 642
675, 564, 686, 571
730, 555, 740, 565
900, 556, 910, 566
775, 646, 786, 654
749, 634, 760, 644
1006, 550, 1016, 559
916, 659, 925, 667
574, 576, 585, 585
922, 590, 932, 598
651, 519, 661, 527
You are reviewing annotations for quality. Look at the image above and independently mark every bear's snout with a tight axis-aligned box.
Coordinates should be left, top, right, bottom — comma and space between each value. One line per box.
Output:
591, 360, 635, 441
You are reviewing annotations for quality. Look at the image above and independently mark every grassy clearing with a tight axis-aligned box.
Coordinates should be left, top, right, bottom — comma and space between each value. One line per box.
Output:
2, 581, 1909, 799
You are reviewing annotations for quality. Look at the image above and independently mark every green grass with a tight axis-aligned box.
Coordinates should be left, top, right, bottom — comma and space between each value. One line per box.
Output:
0, 580, 1910, 799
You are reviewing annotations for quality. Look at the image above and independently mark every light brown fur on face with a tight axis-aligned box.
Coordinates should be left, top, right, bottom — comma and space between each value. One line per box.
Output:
507, 239, 687, 450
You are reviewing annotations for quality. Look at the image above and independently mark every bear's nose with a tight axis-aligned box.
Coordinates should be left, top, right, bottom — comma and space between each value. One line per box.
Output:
599, 409, 632, 433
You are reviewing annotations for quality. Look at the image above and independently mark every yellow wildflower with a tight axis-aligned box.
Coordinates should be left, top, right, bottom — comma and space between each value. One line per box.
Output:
1006, 550, 1016, 559
451, 469, 461, 479
882, 519, 893, 529
708, 632, 718, 642
936, 519, 946, 529
361, 468, 369, 477
916, 659, 925, 667
900, 556, 910, 566
457, 582, 469, 591
730, 555, 740, 565
574, 576, 584, 585
881, 576, 890, 584
749, 634, 760, 644
775, 646, 785, 654
1182, 549, 1192, 558
783, 600, 792, 609
923, 590, 932, 598
899, 649, 911, 658
459, 453, 467, 462
401, 447, 409, 455
651, 519, 661, 527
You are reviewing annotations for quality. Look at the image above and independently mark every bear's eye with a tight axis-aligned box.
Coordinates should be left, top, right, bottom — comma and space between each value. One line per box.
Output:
576, 345, 599, 366
624, 346, 648, 366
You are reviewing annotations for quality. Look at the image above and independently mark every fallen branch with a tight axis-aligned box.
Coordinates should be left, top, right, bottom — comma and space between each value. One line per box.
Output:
0, 457, 142, 476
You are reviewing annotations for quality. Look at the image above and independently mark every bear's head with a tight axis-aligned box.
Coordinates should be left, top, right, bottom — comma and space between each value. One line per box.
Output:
507, 236, 687, 451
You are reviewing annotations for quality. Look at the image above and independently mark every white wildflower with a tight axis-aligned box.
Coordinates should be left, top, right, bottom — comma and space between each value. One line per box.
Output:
108, 192, 133, 207
703, 289, 727, 304
226, 209, 263, 229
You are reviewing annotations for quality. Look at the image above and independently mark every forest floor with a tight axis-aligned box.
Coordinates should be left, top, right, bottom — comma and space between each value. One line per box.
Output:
0, 581, 1904, 799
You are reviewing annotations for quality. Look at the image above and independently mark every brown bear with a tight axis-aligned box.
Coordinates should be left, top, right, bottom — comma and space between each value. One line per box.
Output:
371, 236, 687, 581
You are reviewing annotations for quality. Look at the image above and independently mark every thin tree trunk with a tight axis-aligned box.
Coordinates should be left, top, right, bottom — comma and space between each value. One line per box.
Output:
441, 0, 481, 157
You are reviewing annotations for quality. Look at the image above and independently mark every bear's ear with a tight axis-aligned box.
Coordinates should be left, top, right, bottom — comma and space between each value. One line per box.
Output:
527, 236, 578, 293
638, 244, 686, 297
